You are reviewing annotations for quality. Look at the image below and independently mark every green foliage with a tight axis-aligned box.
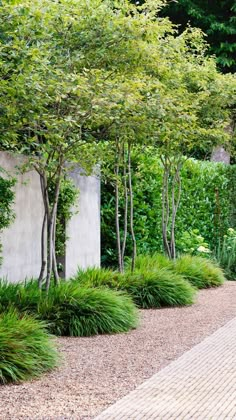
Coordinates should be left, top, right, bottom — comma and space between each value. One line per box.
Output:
176, 229, 211, 257
75, 267, 120, 289
102, 157, 236, 266
127, 253, 225, 289
0, 280, 138, 336
1, 0, 235, 280
215, 228, 236, 279
130, 253, 171, 272
0, 169, 15, 266
119, 270, 196, 309
0, 310, 58, 384
49, 178, 79, 257
0, 171, 15, 231
40, 285, 138, 336
161, 0, 236, 73
174, 255, 225, 289
73, 265, 196, 308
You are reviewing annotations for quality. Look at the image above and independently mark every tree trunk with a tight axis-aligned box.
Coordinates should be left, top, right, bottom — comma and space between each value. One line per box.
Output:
161, 157, 171, 258
161, 157, 182, 259
38, 210, 47, 289
128, 142, 136, 272
114, 139, 123, 272
45, 213, 54, 292
45, 170, 62, 291
170, 163, 182, 259
121, 143, 128, 272
52, 214, 60, 285
38, 173, 50, 287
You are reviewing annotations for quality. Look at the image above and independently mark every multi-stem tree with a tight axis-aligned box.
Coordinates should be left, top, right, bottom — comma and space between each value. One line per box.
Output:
0, 0, 171, 283
146, 29, 236, 258
1, 0, 235, 280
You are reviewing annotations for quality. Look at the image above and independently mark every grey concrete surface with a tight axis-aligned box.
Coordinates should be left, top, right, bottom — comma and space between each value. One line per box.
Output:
95, 317, 236, 419
65, 167, 100, 278
0, 152, 101, 282
211, 146, 230, 164
0, 152, 44, 282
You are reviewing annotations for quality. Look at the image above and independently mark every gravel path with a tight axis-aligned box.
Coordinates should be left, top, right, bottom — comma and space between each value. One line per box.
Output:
1, 281, 236, 420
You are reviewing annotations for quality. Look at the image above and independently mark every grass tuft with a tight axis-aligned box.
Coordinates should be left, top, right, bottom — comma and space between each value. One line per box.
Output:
73, 266, 196, 309
0, 280, 138, 336
74, 267, 120, 288
128, 253, 171, 272
174, 255, 225, 289
119, 269, 196, 308
0, 310, 58, 384
38, 284, 138, 336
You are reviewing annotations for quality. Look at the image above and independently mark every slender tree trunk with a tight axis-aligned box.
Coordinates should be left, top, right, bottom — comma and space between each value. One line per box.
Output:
161, 156, 183, 260
45, 214, 54, 292
121, 143, 128, 272
170, 163, 182, 259
52, 214, 60, 285
38, 210, 47, 289
38, 173, 50, 287
115, 139, 123, 272
128, 142, 136, 272
161, 157, 171, 258
45, 171, 62, 292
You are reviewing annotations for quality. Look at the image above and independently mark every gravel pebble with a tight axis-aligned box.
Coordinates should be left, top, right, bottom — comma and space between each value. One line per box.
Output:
1, 282, 236, 420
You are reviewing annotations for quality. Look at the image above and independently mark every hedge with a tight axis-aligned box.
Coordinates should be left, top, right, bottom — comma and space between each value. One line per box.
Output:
101, 155, 236, 267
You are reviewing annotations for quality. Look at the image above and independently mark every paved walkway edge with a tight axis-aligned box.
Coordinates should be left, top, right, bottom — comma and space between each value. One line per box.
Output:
95, 317, 236, 419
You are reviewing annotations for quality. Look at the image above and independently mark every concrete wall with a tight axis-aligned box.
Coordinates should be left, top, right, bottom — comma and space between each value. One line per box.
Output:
0, 152, 101, 282
0, 152, 44, 282
211, 146, 230, 164
65, 167, 100, 278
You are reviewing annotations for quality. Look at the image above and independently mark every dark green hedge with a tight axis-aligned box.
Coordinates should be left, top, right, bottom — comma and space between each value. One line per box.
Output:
101, 155, 236, 267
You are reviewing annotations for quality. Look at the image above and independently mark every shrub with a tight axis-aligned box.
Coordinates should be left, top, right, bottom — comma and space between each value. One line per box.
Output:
0, 280, 138, 336
101, 156, 236, 267
118, 269, 196, 309
176, 229, 211, 257
0, 310, 58, 384
174, 255, 225, 289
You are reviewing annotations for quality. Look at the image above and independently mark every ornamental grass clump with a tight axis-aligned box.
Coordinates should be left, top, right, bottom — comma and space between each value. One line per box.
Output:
0, 280, 138, 336
74, 267, 120, 288
174, 255, 225, 289
73, 265, 196, 309
0, 310, 58, 384
38, 284, 138, 336
129, 253, 172, 272
118, 269, 196, 309
0, 279, 39, 314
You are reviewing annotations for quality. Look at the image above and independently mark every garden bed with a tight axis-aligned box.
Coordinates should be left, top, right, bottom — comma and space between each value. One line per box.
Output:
1, 281, 236, 419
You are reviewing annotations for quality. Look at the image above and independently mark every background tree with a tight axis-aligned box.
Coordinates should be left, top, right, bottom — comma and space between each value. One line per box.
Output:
130, 0, 236, 73
161, 0, 236, 74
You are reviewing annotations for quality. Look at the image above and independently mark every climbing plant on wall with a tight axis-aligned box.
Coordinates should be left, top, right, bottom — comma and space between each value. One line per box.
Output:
0, 168, 15, 265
